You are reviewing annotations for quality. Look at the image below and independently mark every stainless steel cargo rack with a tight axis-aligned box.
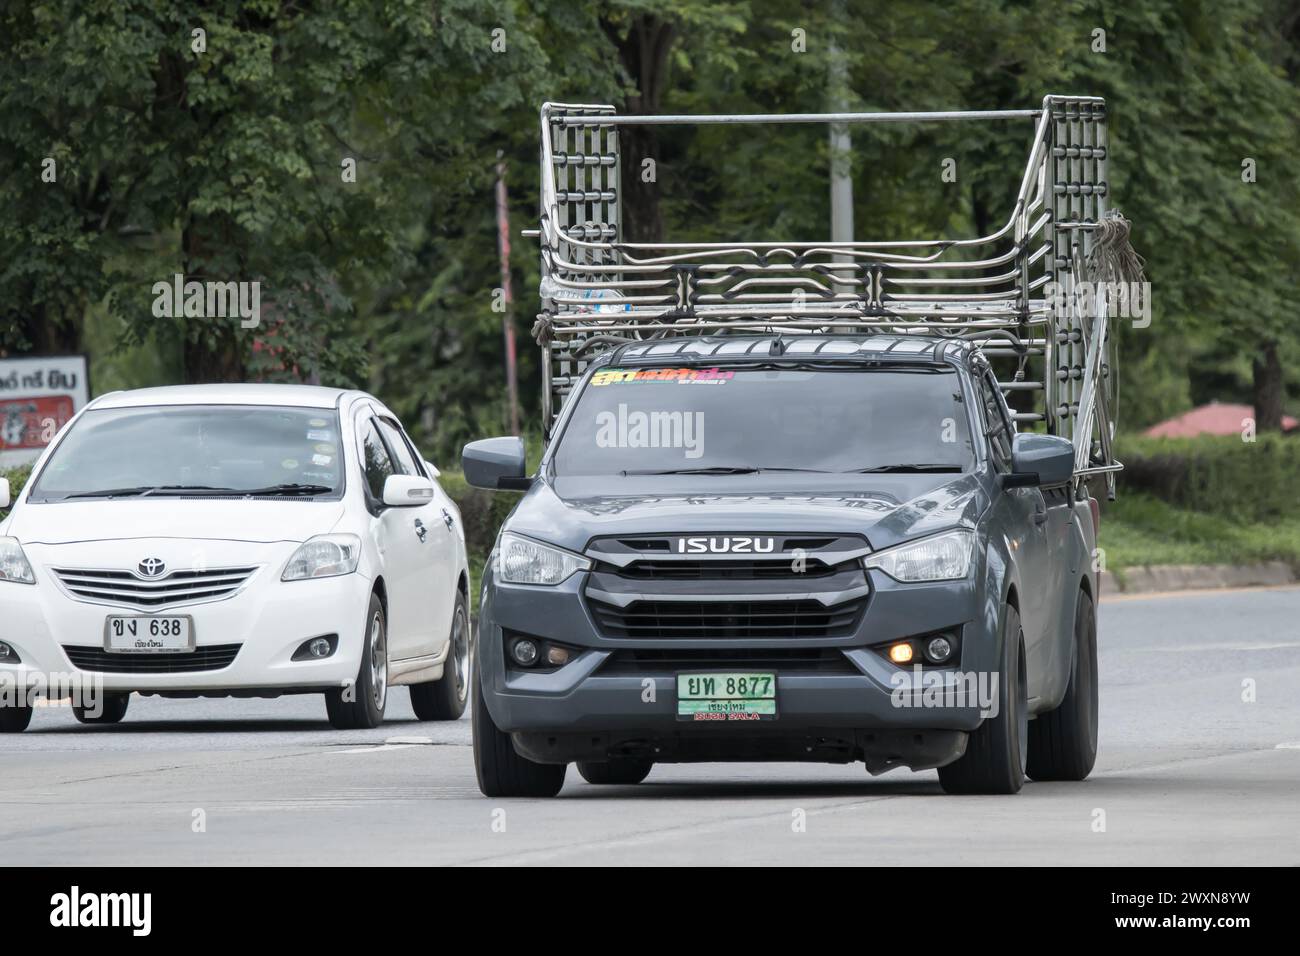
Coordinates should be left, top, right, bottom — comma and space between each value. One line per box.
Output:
529, 95, 1125, 496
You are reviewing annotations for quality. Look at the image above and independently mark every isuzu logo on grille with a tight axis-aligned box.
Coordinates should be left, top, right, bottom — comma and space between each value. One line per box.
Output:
137, 558, 167, 577
675, 536, 776, 554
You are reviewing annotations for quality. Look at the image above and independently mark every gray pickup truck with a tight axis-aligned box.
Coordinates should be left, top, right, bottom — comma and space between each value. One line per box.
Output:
463, 334, 1100, 796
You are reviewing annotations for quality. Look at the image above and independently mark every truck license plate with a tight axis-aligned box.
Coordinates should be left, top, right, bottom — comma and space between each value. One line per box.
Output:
677, 672, 777, 721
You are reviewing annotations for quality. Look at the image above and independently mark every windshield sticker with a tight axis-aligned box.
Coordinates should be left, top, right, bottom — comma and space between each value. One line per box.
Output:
311, 454, 333, 466
308, 419, 328, 428
306, 429, 332, 441
281, 459, 299, 470
314, 443, 334, 454
591, 367, 734, 387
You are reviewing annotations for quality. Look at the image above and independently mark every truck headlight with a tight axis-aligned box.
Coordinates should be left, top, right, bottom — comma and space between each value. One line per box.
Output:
864, 529, 975, 583
496, 532, 590, 586
0, 537, 35, 584
282, 534, 362, 581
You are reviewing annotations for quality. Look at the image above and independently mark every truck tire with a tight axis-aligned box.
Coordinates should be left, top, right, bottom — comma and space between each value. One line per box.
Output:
938, 603, 1027, 795
1027, 588, 1098, 781
0, 704, 33, 733
578, 758, 653, 785
472, 670, 566, 798
72, 692, 130, 724
325, 593, 388, 730
410, 591, 470, 721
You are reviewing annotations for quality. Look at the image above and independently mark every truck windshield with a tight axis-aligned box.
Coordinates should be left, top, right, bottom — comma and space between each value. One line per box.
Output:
27, 405, 344, 501
552, 365, 974, 476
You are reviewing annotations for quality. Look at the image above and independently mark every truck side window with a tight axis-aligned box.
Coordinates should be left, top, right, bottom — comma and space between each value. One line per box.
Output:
980, 374, 1014, 470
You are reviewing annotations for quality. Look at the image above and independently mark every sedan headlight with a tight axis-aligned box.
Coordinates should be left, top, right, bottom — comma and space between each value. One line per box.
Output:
864, 529, 975, 583
282, 534, 362, 581
0, 537, 35, 584
496, 532, 590, 586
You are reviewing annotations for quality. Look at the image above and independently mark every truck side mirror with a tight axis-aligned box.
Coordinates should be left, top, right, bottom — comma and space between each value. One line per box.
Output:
463, 437, 531, 491
1003, 433, 1074, 488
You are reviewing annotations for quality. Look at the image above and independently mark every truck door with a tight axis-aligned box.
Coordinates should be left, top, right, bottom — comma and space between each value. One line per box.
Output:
977, 373, 1052, 690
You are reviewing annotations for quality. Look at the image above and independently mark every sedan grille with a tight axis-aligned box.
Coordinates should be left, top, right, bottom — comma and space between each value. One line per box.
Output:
63, 644, 241, 674
52, 567, 258, 609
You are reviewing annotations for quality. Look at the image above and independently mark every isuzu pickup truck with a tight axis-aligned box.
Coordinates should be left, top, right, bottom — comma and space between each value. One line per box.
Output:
465, 335, 1099, 795
464, 94, 1128, 795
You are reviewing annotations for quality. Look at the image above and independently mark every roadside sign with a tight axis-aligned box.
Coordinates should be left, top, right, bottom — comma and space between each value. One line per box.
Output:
0, 355, 90, 468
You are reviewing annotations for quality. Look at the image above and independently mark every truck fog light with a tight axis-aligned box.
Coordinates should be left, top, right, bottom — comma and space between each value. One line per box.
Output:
309, 638, 332, 659
925, 636, 954, 663
511, 638, 539, 667
888, 642, 913, 664
544, 645, 572, 667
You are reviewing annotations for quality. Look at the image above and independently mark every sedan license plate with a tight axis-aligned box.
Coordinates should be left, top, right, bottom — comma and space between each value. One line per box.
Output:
677, 672, 777, 721
104, 616, 194, 653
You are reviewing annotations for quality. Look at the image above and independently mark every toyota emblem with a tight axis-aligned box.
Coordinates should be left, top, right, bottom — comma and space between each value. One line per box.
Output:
138, 558, 167, 578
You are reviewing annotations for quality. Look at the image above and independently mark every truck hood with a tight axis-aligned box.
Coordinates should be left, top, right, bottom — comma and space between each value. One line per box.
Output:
5, 499, 346, 545
508, 473, 989, 553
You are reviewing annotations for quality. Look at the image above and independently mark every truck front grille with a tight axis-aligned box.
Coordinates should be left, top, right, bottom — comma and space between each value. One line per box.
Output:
590, 597, 865, 639
600, 647, 857, 674
584, 533, 870, 641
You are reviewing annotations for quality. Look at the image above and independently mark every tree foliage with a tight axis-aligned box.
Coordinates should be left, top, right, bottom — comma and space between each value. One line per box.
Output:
2, 0, 1298, 463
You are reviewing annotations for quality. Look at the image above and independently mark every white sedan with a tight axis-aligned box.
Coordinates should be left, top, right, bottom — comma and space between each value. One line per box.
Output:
0, 384, 470, 731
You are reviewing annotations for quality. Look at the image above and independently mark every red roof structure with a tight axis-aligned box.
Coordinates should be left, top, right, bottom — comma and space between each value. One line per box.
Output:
1143, 401, 1298, 438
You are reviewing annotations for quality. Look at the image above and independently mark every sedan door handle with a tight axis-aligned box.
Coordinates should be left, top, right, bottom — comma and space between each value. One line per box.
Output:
414, 519, 428, 542
1032, 509, 1048, 525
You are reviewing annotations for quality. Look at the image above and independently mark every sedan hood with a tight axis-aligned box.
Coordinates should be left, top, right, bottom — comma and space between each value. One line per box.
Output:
508, 473, 989, 553
6, 499, 346, 545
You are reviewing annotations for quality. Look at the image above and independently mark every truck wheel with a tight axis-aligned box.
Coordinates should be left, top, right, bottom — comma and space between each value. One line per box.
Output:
578, 759, 653, 785
1027, 588, 1098, 781
472, 670, 565, 798
938, 603, 1027, 795
72, 692, 130, 725
325, 593, 388, 730
0, 704, 33, 733
410, 591, 470, 721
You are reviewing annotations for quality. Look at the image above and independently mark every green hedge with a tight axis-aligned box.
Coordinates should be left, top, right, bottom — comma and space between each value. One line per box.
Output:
0, 464, 32, 523
1115, 434, 1300, 522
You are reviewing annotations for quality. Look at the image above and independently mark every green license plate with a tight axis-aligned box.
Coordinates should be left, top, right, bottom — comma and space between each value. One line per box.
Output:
676, 672, 777, 722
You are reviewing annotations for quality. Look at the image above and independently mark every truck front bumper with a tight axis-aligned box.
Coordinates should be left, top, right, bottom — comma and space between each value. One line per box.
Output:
478, 565, 1003, 772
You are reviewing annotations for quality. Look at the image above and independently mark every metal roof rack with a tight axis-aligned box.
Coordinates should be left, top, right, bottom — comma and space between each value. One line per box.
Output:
529, 95, 1125, 495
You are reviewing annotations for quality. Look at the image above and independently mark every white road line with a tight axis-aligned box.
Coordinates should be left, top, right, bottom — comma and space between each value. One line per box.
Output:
332, 743, 421, 754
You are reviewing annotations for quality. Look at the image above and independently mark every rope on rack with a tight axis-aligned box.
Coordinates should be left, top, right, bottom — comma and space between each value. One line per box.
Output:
1084, 210, 1145, 287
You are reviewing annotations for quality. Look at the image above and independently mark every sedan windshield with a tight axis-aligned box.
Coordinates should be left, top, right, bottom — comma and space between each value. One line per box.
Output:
28, 405, 345, 501
552, 365, 975, 476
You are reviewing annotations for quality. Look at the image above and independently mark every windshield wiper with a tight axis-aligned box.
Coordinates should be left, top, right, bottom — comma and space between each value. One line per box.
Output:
63, 486, 160, 499
619, 466, 829, 476
234, 483, 334, 497
850, 464, 963, 474
62, 483, 332, 500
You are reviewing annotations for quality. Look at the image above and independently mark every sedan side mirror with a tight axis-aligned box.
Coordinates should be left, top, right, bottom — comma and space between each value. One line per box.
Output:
1003, 433, 1075, 488
382, 474, 436, 507
463, 437, 531, 491
0, 478, 9, 511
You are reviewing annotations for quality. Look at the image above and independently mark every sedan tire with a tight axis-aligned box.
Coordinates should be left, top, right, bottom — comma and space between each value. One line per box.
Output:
325, 593, 388, 730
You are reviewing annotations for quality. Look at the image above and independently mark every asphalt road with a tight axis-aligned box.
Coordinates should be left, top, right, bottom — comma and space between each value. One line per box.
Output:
2, 586, 1298, 866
